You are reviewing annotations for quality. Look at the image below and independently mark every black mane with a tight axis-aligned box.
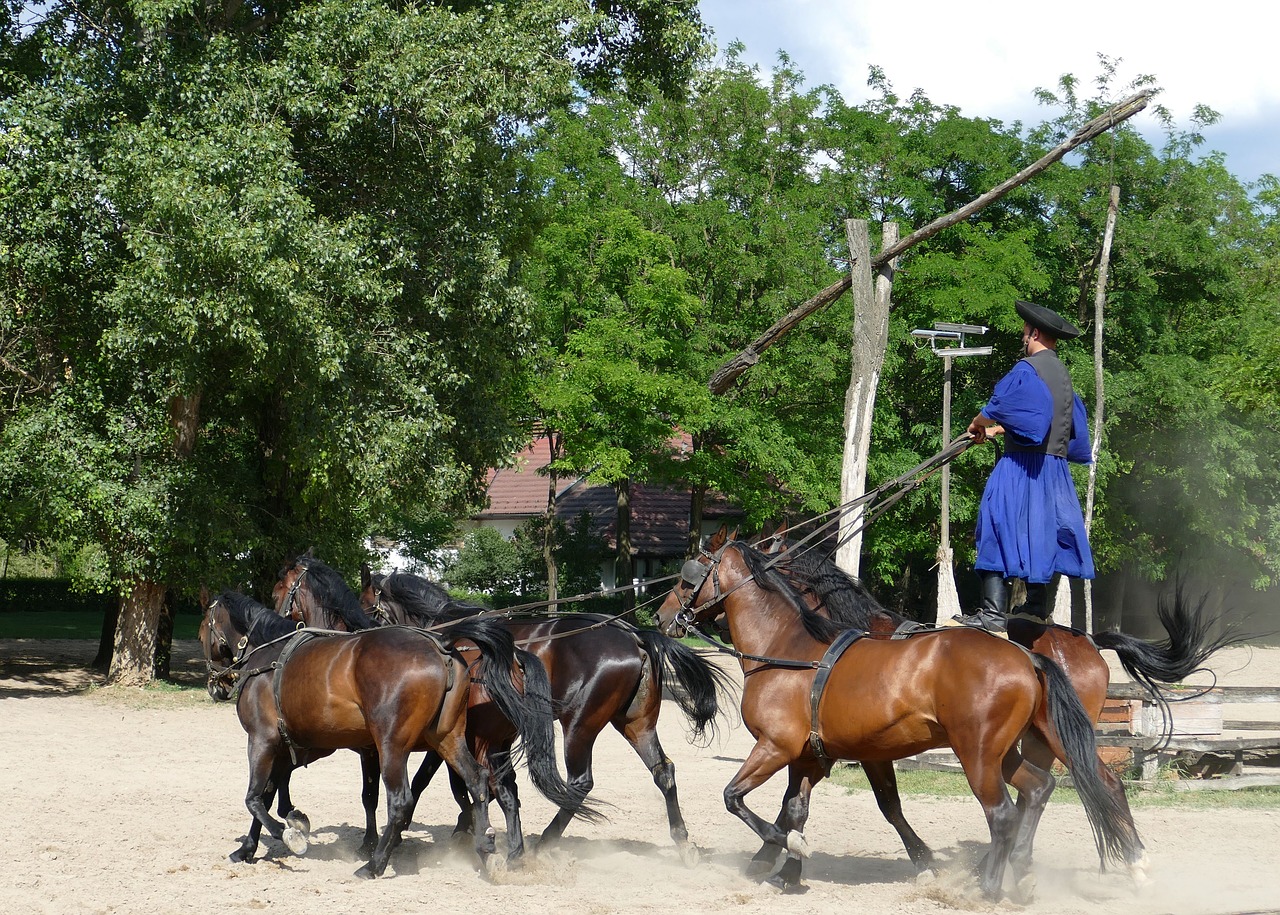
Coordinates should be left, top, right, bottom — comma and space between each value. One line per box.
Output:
732, 542, 850, 645
217, 590, 297, 644
291, 556, 378, 630
380, 572, 488, 626
770, 543, 909, 630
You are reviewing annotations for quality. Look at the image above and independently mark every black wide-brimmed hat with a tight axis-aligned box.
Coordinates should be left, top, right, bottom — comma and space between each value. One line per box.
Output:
1015, 300, 1081, 340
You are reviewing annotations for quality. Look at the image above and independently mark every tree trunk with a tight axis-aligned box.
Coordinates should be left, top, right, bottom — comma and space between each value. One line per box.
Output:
688, 477, 706, 559
1081, 184, 1120, 632
615, 479, 635, 622
153, 595, 173, 681
108, 577, 168, 687
92, 599, 119, 673
543, 430, 563, 604
836, 220, 897, 578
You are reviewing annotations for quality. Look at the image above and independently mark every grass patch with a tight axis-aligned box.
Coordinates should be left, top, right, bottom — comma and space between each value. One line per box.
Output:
829, 762, 1280, 809
0, 609, 199, 640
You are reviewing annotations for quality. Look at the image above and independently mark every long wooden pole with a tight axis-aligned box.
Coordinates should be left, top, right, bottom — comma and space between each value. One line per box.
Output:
707, 90, 1154, 395
1082, 184, 1121, 631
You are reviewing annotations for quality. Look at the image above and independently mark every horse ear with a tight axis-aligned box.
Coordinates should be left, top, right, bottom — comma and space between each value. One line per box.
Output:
304, 546, 316, 558
708, 524, 727, 552
360, 563, 372, 590
199, 584, 210, 608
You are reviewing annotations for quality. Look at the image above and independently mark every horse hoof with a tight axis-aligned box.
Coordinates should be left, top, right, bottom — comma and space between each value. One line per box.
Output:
914, 868, 937, 886
282, 827, 308, 856
285, 810, 311, 836
1011, 872, 1036, 904
677, 842, 701, 868
785, 830, 809, 858
483, 854, 505, 878
1130, 854, 1152, 889
764, 874, 808, 894
354, 863, 376, 880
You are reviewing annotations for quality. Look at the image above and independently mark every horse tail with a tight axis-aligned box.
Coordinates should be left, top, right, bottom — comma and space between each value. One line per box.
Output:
445, 619, 602, 824
1091, 587, 1242, 694
1032, 652, 1143, 869
635, 629, 736, 745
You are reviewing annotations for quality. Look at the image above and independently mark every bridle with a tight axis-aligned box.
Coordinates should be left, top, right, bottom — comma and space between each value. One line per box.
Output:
277, 564, 310, 622
668, 547, 726, 636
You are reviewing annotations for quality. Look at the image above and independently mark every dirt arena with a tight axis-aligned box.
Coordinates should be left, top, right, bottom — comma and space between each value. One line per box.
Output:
2, 637, 1278, 914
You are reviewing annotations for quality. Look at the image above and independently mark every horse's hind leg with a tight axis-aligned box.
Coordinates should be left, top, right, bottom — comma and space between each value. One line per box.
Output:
540, 720, 603, 846
487, 746, 526, 865
357, 748, 380, 856
620, 718, 698, 865
1003, 745, 1055, 903
358, 749, 417, 879
956, 749, 1020, 902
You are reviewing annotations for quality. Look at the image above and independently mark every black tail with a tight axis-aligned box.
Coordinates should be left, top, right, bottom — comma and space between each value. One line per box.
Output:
636, 629, 737, 745
1092, 587, 1245, 694
1032, 653, 1143, 869
444, 619, 601, 824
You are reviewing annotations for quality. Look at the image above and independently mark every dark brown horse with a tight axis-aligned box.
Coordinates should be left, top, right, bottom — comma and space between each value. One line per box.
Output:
748, 524, 1236, 881
200, 588, 383, 861
201, 587, 537, 878
359, 567, 734, 864
657, 537, 1147, 900
272, 554, 610, 864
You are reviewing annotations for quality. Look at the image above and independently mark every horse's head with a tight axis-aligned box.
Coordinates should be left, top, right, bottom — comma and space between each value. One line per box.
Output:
273, 552, 375, 631
358, 564, 395, 624
199, 586, 246, 700
657, 525, 734, 638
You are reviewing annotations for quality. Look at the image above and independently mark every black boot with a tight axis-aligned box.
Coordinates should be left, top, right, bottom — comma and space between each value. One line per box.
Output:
1020, 582, 1051, 621
953, 572, 1008, 632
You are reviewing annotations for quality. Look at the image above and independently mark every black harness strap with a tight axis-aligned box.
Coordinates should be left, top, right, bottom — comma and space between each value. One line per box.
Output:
808, 627, 865, 773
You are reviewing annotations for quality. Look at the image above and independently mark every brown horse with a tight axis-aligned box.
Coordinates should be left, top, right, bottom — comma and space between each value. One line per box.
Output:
657, 537, 1147, 900
202, 588, 530, 878
272, 554, 603, 864
748, 524, 1235, 880
360, 567, 734, 864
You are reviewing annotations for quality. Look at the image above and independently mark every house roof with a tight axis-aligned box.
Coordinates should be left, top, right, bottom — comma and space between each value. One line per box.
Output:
475, 436, 742, 558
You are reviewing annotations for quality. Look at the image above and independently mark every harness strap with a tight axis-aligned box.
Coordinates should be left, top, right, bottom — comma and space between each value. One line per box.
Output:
808, 627, 865, 773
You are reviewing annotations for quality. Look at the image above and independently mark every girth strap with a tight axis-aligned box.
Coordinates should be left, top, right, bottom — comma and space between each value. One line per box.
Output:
808, 627, 865, 773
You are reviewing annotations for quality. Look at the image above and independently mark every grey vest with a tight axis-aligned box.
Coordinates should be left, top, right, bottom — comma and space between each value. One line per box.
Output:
1005, 349, 1073, 458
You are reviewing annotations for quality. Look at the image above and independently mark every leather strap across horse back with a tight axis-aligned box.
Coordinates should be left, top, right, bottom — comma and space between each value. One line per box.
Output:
807, 627, 865, 773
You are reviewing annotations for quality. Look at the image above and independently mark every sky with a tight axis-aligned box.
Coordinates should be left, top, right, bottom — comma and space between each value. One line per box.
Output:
697, 0, 1279, 187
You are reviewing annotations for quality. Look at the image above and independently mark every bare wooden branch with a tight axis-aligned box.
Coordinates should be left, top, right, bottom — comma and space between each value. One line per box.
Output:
707, 89, 1155, 395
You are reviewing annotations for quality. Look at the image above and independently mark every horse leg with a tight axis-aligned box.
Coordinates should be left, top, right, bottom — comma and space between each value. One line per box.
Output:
435, 733, 498, 873
619, 719, 698, 865
446, 764, 477, 841
861, 759, 935, 878
746, 786, 793, 876
1002, 745, 1055, 903
357, 748, 380, 857
408, 750, 446, 821
761, 764, 824, 893
358, 748, 416, 879
540, 723, 600, 846
238, 744, 294, 861
723, 740, 809, 891
955, 748, 1020, 902
487, 746, 526, 866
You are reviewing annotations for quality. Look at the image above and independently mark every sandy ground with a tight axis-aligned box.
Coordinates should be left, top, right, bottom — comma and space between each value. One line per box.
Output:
2, 637, 1279, 915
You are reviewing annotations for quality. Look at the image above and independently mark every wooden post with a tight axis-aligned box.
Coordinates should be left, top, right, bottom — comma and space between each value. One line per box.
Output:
935, 353, 961, 624
836, 220, 896, 577
1083, 184, 1120, 632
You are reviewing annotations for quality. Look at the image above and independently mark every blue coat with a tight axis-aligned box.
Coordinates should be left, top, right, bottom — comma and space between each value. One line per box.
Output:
973, 360, 1095, 583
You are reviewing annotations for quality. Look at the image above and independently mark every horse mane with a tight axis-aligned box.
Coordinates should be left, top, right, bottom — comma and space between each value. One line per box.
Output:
217, 590, 297, 644
732, 542, 849, 645
771, 544, 909, 630
380, 572, 488, 625
292, 556, 378, 629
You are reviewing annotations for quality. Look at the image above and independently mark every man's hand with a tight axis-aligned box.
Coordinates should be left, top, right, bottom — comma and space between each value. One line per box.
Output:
967, 415, 1003, 443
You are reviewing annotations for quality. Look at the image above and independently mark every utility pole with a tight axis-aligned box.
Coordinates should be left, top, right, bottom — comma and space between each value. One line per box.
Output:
910, 323, 991, 625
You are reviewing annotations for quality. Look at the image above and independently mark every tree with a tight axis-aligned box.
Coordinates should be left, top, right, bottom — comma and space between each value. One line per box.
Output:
0, 0, 702, 683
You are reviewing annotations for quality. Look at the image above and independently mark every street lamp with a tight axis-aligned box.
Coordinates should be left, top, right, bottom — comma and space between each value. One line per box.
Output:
910, 322, 992, 625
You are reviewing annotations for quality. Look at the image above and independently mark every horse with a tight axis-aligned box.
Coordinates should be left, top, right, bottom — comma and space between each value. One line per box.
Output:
359, 565, 736, 864
272, 554, 611, 864
201, 588, 547, 878
657, 537, 1147, 900
750, 524, 1238, 880
199, 588, 383, 862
